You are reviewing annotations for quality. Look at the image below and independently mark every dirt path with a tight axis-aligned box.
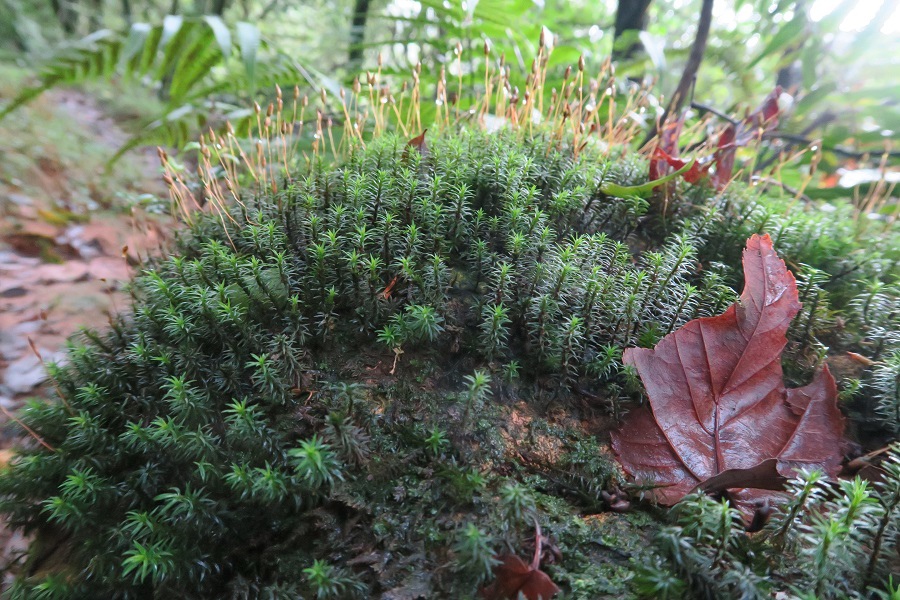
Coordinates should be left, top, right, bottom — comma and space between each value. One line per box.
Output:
0, 88, 173, 583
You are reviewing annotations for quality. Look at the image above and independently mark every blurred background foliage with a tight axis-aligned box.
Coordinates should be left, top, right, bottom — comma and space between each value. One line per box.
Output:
0, 0, 898, 199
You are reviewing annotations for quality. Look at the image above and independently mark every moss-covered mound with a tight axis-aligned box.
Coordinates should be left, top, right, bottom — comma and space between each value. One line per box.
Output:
1, 129, 899, 599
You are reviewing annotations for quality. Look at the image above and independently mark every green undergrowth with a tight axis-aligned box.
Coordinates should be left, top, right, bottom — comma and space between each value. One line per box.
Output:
0, 128, 898, 598
0, 62, 161, 217
636, 452, 900, 599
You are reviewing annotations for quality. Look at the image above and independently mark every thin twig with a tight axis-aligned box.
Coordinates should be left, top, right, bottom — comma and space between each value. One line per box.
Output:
0, 405, 55, 452
750, 175, 812, 203
641, 0, 715, 147
690, 100, 740, 125
761, 132, 900, 160
530, 517, 543, 571
27, 337, 72, 415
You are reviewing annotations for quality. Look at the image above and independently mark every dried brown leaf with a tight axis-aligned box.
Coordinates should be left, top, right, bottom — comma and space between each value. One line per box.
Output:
612, 234, 846, 521
480, 522, 560, 600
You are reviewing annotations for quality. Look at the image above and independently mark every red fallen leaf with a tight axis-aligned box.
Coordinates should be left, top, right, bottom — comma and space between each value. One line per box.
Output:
612, 234, 846, 522
381, 274, 400, 299
480, 522, 560, 600
649, 116, 685, 183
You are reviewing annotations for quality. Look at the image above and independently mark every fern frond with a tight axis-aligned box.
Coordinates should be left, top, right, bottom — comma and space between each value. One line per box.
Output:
0, 18, 307, 164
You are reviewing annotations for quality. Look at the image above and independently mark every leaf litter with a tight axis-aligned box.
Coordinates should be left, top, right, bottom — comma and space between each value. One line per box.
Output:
612, 233, 847, 522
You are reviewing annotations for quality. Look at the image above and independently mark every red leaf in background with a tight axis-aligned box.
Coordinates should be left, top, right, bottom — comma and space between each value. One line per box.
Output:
711, 87, 783, 189
611, 234, 846, 522
710, 124, 738, 190
481, 523, 560, 600
651, 88, 785, 192
653, 147, 712, 184
649, 116, 685, 182
744, 86, 782, 133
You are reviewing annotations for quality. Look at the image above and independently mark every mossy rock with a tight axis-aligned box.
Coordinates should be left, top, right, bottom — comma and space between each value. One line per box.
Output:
0, 128, 898, 599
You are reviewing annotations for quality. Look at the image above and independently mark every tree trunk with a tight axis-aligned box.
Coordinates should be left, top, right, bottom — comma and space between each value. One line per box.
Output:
89, 0, 102, 31
613, 0, 653, 61
51, 0, 77, 34
348, 0, 372, 66
258, 0, 280, 19
121, 0, 132, 24
212, 0, 228, 15
775, 0, 806, 94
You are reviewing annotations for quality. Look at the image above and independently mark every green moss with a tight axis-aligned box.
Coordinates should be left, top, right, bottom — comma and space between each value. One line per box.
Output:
0, 127, 897, 598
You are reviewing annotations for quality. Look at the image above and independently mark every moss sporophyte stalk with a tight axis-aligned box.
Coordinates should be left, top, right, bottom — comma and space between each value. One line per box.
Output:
1, 49, 899, 599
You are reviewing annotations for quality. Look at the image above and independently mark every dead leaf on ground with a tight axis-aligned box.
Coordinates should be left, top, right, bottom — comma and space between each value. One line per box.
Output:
403, 129, 428, 160
381, 572, 433, 600
480, 522, 560, 600
612, 234, 846, 522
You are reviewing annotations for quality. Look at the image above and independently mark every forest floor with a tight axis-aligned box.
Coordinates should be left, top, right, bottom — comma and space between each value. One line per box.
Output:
0, 73, 172, 582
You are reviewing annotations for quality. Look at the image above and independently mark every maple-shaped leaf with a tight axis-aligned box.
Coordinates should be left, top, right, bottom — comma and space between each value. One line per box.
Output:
480, 523, 560, 600
612, 234, 846, 521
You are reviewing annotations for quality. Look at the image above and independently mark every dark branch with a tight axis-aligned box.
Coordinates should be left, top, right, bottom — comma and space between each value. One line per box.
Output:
348, 0, 373, 66
690, 101, 740, 126
761, 132, 900, 160
641, 0, 714, 147
612, 0, 653, 61
750, 176, 811, 203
